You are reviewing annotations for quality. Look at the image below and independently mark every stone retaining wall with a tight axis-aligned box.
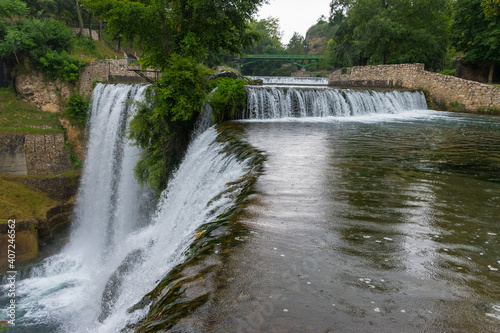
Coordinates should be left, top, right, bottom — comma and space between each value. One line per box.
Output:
328, 64, 500, 112
0, 134, 71, 175
79, 59, 159, 97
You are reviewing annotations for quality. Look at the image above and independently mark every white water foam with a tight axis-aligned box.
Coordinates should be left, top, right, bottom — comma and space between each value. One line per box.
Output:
248, 76, 328, 86
244, 86, 428, 119
1, 84, 249, 332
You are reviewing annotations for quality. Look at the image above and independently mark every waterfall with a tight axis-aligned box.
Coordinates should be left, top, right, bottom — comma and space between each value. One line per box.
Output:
1, 84, 251, 332
248, 76, 329, 86
244, 86, 428, 119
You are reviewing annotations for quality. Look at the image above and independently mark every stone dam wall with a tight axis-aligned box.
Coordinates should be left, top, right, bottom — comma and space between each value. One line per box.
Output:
328, 64, 500, 112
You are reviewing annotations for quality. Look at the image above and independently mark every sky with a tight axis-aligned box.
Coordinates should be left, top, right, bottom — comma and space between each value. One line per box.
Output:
257, 0, 332, 45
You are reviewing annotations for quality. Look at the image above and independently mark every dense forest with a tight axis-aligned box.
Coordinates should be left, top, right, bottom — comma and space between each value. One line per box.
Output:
243, 0, 499, 79
1, 0, 499, 79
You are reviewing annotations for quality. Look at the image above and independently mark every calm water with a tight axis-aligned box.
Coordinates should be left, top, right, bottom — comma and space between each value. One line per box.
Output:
202, 111, 500, 332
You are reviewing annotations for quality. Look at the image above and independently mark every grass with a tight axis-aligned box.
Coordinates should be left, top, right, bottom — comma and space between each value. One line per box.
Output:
0, 177, 56, 222
0, 88, 64, 134
69, 36, 123, 63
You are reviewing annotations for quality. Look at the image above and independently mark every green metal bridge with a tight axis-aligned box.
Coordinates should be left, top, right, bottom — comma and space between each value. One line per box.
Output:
239, 54, 324, 68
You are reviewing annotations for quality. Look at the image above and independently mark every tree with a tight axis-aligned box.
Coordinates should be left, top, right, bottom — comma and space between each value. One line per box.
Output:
0, 0, 28, 18
82, 0, 267, 190
82, 0, 265, 69
328, 0, 451, 70
286, 32, 307, 55
483, 0, 500, 17
453, 0, 500, 83
241, 17, 288, 76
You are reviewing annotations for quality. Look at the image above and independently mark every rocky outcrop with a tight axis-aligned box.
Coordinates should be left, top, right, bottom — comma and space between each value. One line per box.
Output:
15, 71, 73, 113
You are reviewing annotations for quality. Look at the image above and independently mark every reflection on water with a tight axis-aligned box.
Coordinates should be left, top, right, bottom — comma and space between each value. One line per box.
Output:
203, 112, 500, 332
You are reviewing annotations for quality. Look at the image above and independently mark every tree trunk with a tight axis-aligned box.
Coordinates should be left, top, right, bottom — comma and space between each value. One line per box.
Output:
88, 12, 93, 40
76, 0, 83, 37
382, 53, 386, 65
488, 62, 495, 84
98, 21, 103, 42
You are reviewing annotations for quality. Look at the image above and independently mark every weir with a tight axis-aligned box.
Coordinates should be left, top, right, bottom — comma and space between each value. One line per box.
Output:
244, 86, 427, 119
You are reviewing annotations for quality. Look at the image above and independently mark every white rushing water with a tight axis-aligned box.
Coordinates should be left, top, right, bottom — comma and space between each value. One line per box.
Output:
248, 76, 329, 86
1, 84, 248, 332
244, 86, 427, 119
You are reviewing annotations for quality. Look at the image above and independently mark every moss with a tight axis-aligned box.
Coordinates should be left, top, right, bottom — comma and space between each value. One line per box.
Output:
489, 107, 499, 115
0, 177, 56, 221
448, 100, 467, 112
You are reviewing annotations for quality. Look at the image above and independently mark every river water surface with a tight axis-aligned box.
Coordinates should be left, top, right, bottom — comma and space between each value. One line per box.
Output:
202, 111, 500, 332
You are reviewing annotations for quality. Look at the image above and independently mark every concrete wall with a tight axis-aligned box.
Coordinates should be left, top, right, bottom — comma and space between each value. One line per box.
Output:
328, 64, 500, 112
0, 134, 71, 175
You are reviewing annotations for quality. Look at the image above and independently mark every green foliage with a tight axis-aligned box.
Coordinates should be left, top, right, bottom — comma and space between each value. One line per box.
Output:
482, 0, 500, 17
209, 78, 247, 123
64, 141, 82, 169
128, 56, 211, 190
83, 0, 265, 69
438, 69, 456, 76
327, 0, 452, 70
0, 17, 84, 81
65, 92, 89, 125
448, 100, 466, 112
286, 32, 308, 55
0, 0, 28, 18
452, 0, 500, 66
241, 17, 288, 76
33, 49, 84, 81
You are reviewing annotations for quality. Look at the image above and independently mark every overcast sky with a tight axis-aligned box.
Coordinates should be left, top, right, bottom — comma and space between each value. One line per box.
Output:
257, 0, 332, 45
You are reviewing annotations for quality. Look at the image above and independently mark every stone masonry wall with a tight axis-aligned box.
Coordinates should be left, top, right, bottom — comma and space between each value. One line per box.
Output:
79, 59, 159, 98
0, 134, 71, 175
328, 64, 500, 112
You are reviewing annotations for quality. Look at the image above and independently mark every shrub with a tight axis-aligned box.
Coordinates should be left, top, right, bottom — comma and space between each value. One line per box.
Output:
209, 78, 247, 123
128, 55, 211, 190
65, 92, 89, 125
438, 69, 456, 76
31, 49, 84, 81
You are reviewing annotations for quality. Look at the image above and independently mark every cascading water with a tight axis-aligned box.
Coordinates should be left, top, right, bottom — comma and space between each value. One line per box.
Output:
244, 86, 427, 119
248, 76, 329, 86
0, 84, 251, 332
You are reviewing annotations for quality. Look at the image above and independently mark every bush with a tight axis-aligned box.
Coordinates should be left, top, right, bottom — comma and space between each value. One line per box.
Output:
128, 55, 211, 190
438, 69, 456, 76
32, 49, 84, 82
0, 17, 83, 81
65, 92, 89, 125
209, 78, 247, 123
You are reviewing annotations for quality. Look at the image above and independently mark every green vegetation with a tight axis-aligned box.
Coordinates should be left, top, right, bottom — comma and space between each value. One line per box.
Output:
0, 87, 63, 134
452, 0, 500, 83
0, 176, 56, 221
83, 0, 266, 191
209, 78, 248, 123
65, 91, 89, 126
326, 0, 452, 70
